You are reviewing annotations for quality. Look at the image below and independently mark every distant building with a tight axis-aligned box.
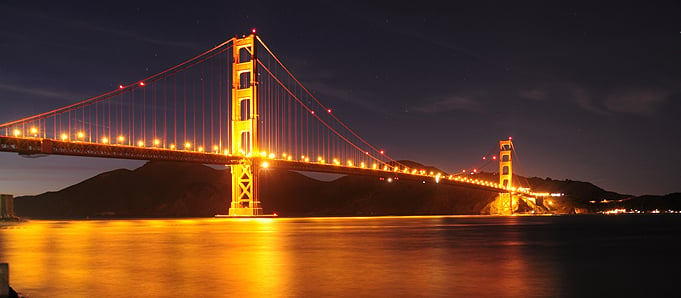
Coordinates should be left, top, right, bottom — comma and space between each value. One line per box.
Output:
0, 194, 14, 219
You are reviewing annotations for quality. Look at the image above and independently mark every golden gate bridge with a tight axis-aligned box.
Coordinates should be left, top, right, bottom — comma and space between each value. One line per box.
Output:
0, 32, 549, 216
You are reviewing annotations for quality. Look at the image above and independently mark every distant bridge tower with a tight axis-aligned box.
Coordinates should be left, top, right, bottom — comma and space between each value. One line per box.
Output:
499, 138, 513, 188
228, 33, 263, 216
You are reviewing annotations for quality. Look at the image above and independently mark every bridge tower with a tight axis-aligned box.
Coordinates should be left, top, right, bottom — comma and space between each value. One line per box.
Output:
498, 138, 515, 214
228, 33, 263, 216
499, 139, 513, 188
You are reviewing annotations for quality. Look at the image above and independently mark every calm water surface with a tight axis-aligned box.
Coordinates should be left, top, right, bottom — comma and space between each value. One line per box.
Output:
1, 215, 681, 297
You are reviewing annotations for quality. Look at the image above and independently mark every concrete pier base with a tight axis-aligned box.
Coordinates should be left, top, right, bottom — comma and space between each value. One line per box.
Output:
0, 194, 14, 220
0, 263, 8, 298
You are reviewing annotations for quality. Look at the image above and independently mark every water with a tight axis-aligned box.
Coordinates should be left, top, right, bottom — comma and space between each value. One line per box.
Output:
1, 215, 680, 297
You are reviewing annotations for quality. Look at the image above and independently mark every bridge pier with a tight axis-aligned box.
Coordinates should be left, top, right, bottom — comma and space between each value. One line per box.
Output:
488, 192, 517, 215
228, 160, 263, 216
0, 194, 14, 220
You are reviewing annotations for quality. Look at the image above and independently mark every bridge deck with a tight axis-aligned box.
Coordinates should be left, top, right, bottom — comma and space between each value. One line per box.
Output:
0, 135, 509, 193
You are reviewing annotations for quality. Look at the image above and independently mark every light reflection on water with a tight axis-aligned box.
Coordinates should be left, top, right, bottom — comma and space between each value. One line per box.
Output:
1, 215, 680, 297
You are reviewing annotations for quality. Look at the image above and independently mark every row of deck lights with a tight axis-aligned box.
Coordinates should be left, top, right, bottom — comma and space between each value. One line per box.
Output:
11, 128, 530, 193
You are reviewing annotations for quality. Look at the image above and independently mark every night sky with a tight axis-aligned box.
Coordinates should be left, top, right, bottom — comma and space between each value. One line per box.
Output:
1, 1, 680, 196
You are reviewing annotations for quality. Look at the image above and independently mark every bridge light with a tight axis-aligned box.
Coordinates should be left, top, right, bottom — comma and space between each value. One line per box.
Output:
139, 82, 145, 86
170, 144, 176, 150
138, 140, 144, 147
387, 178, 393, 183
30, 127, 38, 135
287, 155, 292, 161
268, 153, 275, 159
198, 146, 204, 152
224, 149, 229, 155
261, 161, 269, 168
118, 135, 125, 143
509, 136, 512, 140
77, 132, 84, 139
372, 163, 377, 169
213, 145, 219, 152
492, 156, 497, 160
153, 139, 160, 146
13, 129, 20, 137
317, 156, 323, 161
379, 150, 384, 155
252, 28, 256, 34
304, 157, 309, 162
347, 160, 353, 167
282, 153, 287, 158
119, 85, 124, 89
473, 169, 477, 173
327, 109, 332, 113
360, 162, 365, 168
310, 110, 315, 114
482, 156, 486, 160
260, 151, 267, 157
185, 142, 191, 149
102, 137, 109, 144
60, 133, 68, 141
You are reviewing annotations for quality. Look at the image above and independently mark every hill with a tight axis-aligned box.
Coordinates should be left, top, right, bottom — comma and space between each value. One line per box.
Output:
14, 162, 680, 218
14, 161, 498, 218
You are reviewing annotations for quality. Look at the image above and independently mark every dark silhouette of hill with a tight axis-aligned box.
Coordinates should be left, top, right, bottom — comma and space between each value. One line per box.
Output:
14, 161, 497, 218
14, 162, 229, 218
13, 162, 680, 218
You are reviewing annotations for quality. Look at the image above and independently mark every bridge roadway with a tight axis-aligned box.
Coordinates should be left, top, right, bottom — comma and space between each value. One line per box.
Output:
0, 135, 507, 193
